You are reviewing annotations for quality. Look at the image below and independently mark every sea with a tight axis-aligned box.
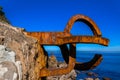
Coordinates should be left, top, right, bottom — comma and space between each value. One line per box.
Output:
48, 51, 120, 80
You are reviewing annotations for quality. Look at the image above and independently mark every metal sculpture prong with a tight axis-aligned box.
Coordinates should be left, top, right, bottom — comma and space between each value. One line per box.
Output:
25, 14, 109, 77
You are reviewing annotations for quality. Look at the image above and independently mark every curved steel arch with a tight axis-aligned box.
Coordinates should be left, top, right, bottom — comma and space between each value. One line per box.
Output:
64, 14, 102, 36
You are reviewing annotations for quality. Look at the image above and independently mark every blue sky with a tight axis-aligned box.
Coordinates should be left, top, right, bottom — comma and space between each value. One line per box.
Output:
0, 0, 120, 51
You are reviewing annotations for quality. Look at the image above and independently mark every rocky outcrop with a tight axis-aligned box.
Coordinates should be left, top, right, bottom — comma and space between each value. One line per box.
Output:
0, 22, 47, 80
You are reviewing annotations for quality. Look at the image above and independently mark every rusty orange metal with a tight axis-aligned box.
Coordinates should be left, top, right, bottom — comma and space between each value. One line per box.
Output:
25, 14, 109, 77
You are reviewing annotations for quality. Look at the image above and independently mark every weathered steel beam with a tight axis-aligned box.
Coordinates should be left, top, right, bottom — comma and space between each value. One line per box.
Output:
26, 32, 71, 45
64, 14, 102, 36
39, 44, 76, 77
59, 44, 69, 64
26, 33, 109, 46
75, 54, 103, 70
59, 44, 104, 71
58, 36, 109, 46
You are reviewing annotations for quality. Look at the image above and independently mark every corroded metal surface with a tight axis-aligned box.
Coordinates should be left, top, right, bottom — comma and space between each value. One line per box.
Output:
25, 14, 109, 77
74, 54, 103, 70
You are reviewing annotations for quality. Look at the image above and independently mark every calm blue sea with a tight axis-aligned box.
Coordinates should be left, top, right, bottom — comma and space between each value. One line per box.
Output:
48, 51, 120, 80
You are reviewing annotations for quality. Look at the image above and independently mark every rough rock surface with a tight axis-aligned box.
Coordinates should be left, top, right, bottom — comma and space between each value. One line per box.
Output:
0, 45, 20, 80
0, 22, 47, 80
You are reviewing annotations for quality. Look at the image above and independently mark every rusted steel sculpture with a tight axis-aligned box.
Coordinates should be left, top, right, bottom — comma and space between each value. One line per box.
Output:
25, 14, 109, 77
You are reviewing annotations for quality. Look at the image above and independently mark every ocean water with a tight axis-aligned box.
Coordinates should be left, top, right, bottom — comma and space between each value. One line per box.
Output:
48, 51, 120, 80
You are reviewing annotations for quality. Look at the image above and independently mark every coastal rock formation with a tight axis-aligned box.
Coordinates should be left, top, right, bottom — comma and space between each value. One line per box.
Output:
0, 22, 47, 80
